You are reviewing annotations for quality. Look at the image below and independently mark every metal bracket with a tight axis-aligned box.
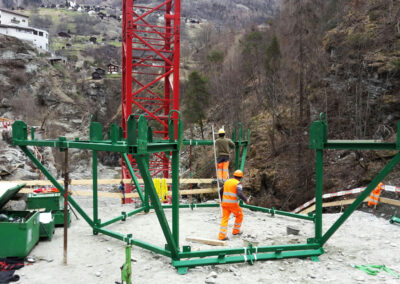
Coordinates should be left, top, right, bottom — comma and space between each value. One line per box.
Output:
270, 207, 275, 217
310, 256, 320, 262
217, 253, 226, 264
177, 267, 188, 275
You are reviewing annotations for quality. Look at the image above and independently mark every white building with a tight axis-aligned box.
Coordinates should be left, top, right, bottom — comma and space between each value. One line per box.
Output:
0, 8, 49, 51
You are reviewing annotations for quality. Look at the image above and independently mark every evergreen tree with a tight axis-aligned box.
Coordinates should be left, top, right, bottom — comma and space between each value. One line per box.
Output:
182, 71, 210, 139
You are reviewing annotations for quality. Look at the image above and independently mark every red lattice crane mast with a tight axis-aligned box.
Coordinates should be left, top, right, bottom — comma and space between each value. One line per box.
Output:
121, 0, 181, 202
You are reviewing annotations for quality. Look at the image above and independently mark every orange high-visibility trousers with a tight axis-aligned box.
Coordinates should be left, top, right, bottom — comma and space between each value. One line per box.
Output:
217, 161, 229, 182
218, 203, 243, 240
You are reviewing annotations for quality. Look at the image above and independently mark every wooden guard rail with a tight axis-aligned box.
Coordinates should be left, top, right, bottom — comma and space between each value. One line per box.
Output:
300, 197, 400, 214
0, 179, 217, 199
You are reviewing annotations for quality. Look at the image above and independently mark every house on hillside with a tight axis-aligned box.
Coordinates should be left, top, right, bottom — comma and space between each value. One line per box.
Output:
0, 8, 49, 51
107, 63, 119, 74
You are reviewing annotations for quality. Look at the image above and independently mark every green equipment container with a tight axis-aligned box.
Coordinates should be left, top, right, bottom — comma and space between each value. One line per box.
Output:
39, 212, 55, 240
0, 184, 40, 258
52, 209, 71, 227
27, 193, 63, 211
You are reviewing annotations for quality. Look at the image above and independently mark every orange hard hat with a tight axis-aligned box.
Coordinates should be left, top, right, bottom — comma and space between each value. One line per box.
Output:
233, 170, 243, 178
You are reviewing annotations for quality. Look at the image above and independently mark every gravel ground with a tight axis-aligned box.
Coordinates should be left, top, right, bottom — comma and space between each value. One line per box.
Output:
14, 196, 400, 284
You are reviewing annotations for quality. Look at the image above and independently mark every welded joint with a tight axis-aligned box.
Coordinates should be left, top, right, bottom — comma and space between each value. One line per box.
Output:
217, 253, 226, 264
125, 233, 132, 245
122, 211, 127, 221
270, 207, 275, 217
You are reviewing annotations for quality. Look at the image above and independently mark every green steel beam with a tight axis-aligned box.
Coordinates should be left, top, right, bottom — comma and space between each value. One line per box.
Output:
13, 139, 181, 153
143, 154, 150, 212
320, 151, 400, 245
99, 207, 145, 228
315, 149, 323, 242
20, 146, 94, 227
130, 238, 171, 258
174, 248, 324, 268
325, 140, 396, 150
157, 203, 221, 210
95, 227, 125, 241
172, 149, 180, 247
240, 145, 248, 171
179, 243, 320, 258
95, 228, 172, 257
136, 155, 179, 259
127, 206, 146, 217
122, 153, 145, 204
240, 203, 314, 221
93, 150, 99, 227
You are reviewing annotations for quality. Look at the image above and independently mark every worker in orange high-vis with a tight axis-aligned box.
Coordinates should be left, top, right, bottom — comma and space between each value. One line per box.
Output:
368, 182, 384, 207
218, 170, 250, 241
215, 128, 235, 184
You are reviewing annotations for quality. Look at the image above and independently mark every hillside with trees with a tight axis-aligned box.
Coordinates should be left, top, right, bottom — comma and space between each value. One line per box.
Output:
182, 0, 400, 210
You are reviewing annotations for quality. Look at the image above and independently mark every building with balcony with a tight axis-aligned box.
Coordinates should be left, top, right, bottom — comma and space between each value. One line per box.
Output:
0, 8, 49, 51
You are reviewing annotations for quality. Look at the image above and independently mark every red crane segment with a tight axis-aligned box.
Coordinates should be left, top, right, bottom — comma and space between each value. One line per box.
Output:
121, 0, 181, 203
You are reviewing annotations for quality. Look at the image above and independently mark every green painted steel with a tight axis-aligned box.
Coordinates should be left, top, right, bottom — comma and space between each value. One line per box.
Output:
173, 248, 324, 269
172, 150, 180, 247
93, 150, 98, 227
99, 207, 145, 228
20, 146, 94, 227
325, 141, 397, 150
121, 245, 132, 284
122, 153, 145, 203
130, 238, 171, 257
390, 215, 400, 224
309, 113, 400, 246
96, 227, 125, 241
155, 203, 220, 210
127, 206, 146, 217
320, 152, 400, 245
0, 210, 40, 258
53, 210, 71, 227
136, 156, 179, 259
27, 193, 63, 211
240, 203, 314, 221
315, 149, 323, 242
0, 183, 25, 208
178, 243, 320, 258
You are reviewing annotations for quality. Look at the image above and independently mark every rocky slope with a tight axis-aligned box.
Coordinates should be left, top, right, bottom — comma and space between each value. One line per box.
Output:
0, 34, 121, 181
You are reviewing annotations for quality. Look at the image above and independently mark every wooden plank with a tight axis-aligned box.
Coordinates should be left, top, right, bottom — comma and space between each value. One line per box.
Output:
1, 178, 214, 186
379, 197, 400, 207
300, 197, 400, 214
185, 237, 227, 246
18, 187, 218, 198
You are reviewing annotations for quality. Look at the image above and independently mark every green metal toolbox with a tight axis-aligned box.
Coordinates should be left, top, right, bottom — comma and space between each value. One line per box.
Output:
0, 183, 40, 258
27, 193, 63, 211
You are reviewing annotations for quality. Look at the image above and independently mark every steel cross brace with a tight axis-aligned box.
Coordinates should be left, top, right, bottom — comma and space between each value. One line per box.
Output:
309, 113, 400, 245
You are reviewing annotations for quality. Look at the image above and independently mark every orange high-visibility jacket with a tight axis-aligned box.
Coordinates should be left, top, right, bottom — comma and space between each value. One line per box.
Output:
221, 178, 240, 205
368, 183, 383, 206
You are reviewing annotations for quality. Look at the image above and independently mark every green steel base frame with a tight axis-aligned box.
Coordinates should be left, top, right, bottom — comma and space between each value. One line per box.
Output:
12, 112, 397, 273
